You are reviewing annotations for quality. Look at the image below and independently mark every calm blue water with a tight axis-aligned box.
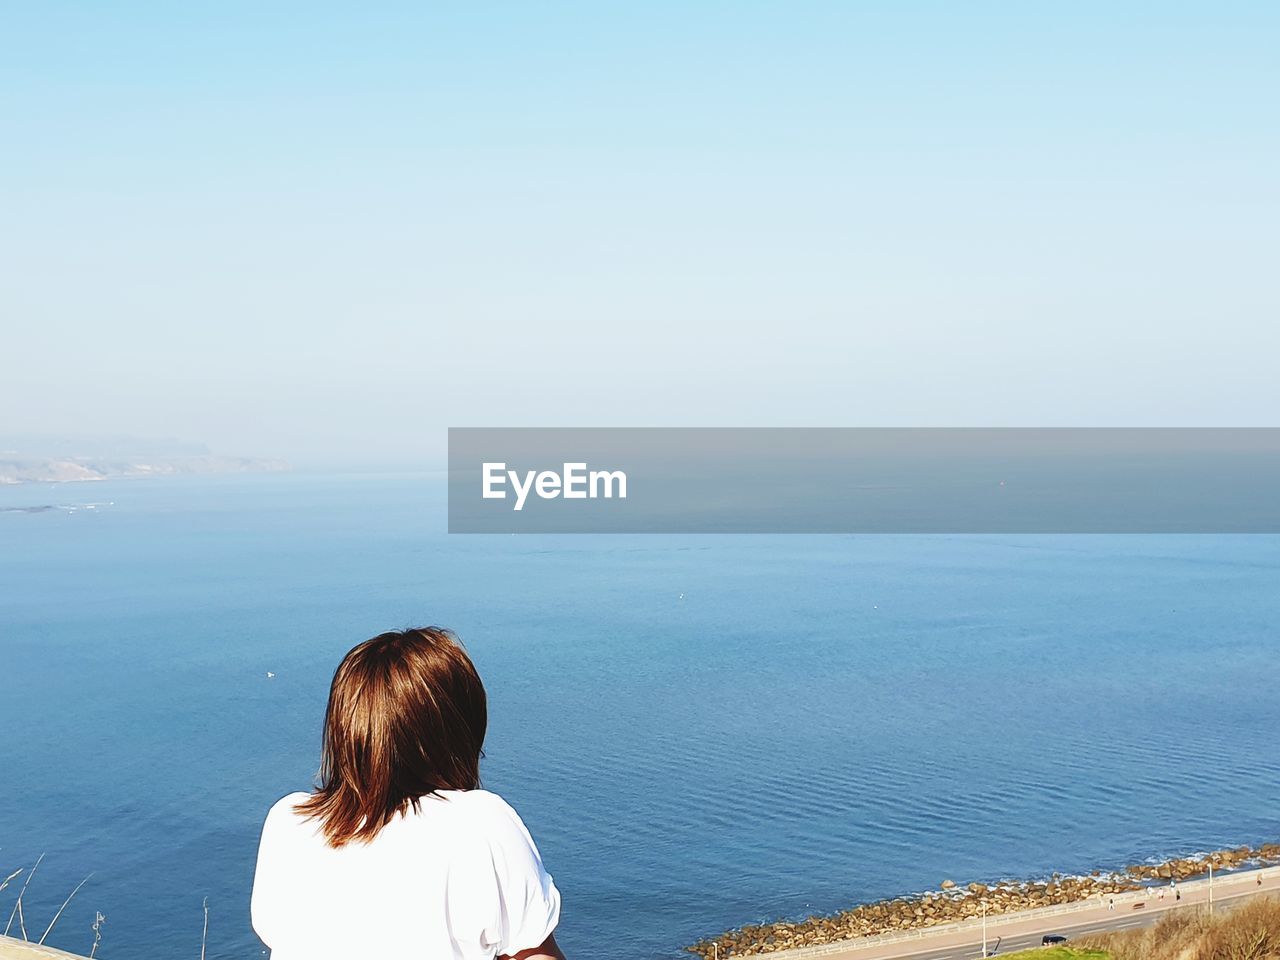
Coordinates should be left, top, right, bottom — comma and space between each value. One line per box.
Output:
2, 474, 1279, 960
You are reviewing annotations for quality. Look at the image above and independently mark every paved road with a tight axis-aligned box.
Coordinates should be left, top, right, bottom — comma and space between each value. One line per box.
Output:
806, 866, 1280, 960
878, 887, 1270, 960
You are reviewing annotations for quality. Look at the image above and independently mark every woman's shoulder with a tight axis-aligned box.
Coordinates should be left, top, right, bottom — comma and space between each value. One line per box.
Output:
434, 788, 519, 819
427, 789, 535, 838
262, 791, 313, 828
428, 791, 550, 878
268, 790, 312, 812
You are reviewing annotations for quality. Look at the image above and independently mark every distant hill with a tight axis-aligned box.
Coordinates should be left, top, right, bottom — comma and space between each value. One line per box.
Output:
0, 436, 289, 483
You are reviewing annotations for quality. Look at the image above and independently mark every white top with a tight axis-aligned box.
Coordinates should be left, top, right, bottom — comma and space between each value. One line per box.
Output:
251, 789, 561, 960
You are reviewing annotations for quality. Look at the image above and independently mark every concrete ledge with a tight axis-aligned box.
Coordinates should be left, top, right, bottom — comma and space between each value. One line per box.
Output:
0, 935, 93, 960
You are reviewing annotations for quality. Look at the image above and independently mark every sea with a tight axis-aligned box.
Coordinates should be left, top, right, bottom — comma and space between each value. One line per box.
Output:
2, 473, 1278, 959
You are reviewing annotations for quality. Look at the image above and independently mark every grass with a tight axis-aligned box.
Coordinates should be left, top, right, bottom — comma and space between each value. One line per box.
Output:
2, 854, 95, 954
4, 853, 208, 958
1000, 949, 1110, 960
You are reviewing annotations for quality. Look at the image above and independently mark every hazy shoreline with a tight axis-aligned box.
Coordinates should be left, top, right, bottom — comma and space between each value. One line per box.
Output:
0, 455, 289, 484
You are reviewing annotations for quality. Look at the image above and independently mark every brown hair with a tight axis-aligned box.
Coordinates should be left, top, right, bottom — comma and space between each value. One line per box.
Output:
295, 627, 488, 847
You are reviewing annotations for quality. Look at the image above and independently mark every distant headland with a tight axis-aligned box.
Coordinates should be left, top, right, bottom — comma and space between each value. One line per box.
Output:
0, 434, 289, 484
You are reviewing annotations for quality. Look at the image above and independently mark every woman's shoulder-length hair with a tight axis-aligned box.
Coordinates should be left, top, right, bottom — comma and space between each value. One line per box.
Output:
295, 626, 488, 847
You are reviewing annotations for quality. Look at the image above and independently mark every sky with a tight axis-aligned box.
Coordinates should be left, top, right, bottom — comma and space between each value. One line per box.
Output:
3, 2, 1277, 466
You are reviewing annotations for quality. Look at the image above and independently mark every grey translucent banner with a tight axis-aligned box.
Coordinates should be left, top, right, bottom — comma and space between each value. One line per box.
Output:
447, 428, 1280, 533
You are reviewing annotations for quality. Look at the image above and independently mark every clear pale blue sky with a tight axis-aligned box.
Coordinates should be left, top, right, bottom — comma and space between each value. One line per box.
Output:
3, 2, 1277, 465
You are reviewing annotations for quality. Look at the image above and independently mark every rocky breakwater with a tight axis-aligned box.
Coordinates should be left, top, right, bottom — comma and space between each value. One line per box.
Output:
686, 843, 1280, 958
1122, 844, 1280, 882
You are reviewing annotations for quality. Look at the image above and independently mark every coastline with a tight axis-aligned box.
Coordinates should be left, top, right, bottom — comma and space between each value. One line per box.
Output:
687, 844, 1280, 958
